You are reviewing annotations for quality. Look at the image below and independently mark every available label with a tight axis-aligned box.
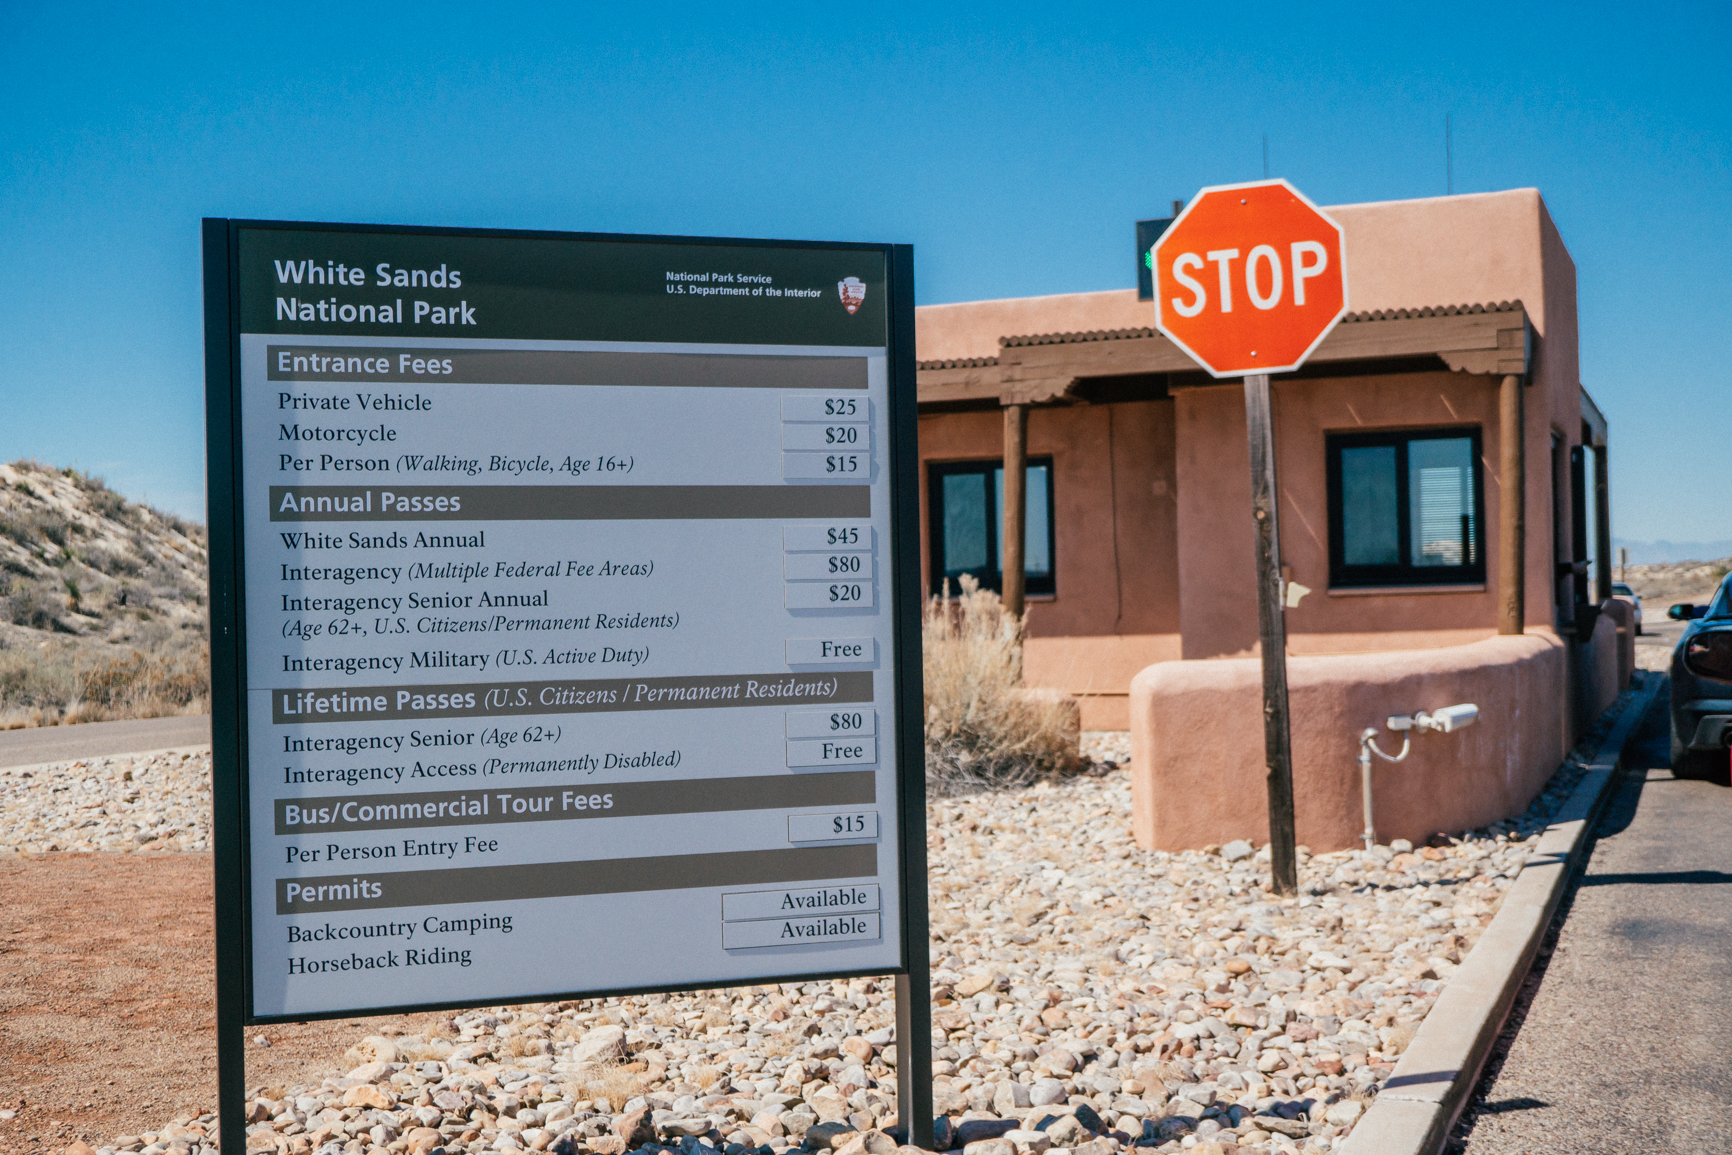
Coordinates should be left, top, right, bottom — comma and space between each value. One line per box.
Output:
722, 911, 881, 949
721, 883, 880, 922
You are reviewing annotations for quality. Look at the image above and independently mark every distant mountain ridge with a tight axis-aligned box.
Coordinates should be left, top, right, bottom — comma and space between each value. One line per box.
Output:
0, 460, 208, 727
1613, 539, 1732, 566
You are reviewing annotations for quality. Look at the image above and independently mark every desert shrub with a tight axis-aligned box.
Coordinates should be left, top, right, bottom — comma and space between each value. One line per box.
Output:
76, 641, 210, 715
922, 575, 1081, 795
85, 545, 143, 577
0, 508, 65, 550
0, 643, 81, 713
31, 510, 71, 548
72, 472, 137, 524
0, 629, 209, 727
6, 577, 67, 629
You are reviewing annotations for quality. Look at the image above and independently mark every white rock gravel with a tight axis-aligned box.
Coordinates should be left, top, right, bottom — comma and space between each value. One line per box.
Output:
38, 703, 1628, 1155
0, 745, 210, 854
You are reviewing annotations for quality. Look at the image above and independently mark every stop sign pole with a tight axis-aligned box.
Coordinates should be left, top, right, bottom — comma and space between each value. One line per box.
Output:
1243, 369, 1297, 895
1150, 179, 1349, 897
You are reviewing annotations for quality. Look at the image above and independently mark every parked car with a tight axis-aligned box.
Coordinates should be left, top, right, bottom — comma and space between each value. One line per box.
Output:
1667, 578, 1732, 779
1611, 582, 1643, 634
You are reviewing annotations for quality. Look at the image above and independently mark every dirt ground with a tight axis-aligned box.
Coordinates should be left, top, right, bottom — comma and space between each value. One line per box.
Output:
0, 852, 447, 1154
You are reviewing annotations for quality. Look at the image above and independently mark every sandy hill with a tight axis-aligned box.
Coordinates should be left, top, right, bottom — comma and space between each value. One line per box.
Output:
0, 460, 208, 727
1619, 558, 1730, 609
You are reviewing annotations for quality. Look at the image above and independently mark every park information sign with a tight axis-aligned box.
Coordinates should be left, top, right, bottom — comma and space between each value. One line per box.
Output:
202, 221, 924, 1047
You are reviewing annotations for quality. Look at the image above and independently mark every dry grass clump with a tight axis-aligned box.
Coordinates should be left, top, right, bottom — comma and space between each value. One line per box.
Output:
923, 575, 1080, 795
563, 1061, 646, 1112
761, 1030, 802, 1058
0, 630, 209, 728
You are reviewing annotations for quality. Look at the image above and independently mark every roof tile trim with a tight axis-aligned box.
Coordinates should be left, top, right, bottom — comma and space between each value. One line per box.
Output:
915, 355, 1001, 371
986, 301, 1525, 352
1340, 300, 1523, 322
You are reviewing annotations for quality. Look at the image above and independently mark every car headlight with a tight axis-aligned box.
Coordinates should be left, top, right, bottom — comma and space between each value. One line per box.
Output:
1684, 630, 1732, 681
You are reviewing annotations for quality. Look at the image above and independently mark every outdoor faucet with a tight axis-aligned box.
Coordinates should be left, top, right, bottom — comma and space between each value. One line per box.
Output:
1358, 705, 1478, 850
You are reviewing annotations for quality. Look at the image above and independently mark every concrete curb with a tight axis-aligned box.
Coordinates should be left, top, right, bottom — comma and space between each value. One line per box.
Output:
1337, 674, 1663, 1155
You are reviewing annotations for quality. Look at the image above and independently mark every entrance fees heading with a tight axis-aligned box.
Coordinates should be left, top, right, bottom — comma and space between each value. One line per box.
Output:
226, 225, 906, 1019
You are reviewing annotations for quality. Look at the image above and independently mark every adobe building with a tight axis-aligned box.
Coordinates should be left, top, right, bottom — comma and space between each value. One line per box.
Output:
915, 188, 1628, 852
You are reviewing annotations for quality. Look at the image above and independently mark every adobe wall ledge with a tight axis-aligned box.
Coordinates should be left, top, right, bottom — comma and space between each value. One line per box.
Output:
1130, 633, 1570, 851
1336, 674, 1662, 1155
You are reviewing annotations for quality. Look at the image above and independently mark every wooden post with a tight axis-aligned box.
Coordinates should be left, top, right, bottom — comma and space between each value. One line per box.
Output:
1244, 374, 1297, 896
1499, 374, 1526, 634
1002, 403, 1028, 618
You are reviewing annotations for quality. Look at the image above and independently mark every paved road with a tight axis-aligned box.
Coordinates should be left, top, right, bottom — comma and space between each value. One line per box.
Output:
1452, 680, 1732, 1152
0, 714, 209, 768
1634, 601, 1686, 672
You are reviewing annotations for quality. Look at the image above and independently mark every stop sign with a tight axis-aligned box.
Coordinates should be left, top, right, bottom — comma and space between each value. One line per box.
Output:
1152, 179, 1348, 377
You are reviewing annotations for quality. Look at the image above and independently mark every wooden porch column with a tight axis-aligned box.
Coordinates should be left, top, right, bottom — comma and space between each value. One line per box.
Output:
1499, 374, 1526, 634
1594, 445, 1613, 603
1002, 403, 1028, 618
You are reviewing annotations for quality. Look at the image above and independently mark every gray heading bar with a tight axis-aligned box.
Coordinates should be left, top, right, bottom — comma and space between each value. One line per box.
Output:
268, 484, 870, 522
267, 347, 868, 390
272, 671, 874, 724
276, 843, 878, 914
274, 771, 875, 835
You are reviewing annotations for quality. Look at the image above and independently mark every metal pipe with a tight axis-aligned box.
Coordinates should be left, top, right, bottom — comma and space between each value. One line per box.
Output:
1359, 731, 1376, 850
1357, 728, 1412, 849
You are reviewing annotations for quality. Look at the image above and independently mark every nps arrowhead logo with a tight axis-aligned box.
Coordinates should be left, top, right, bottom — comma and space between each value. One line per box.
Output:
838, 277, 867, 315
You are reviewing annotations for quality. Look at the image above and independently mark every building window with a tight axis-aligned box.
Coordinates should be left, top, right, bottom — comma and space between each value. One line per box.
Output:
928, 458, 1055, 596
1326, 429, 1485, 587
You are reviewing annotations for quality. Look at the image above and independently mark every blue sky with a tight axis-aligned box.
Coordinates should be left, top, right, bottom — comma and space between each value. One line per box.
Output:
1, 2, 1727, 541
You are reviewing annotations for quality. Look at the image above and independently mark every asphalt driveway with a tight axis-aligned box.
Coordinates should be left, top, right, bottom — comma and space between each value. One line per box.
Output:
1451, 680, 1732, 1152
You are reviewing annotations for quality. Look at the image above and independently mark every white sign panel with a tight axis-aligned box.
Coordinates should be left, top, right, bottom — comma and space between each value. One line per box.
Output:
210, 224, 916, 1019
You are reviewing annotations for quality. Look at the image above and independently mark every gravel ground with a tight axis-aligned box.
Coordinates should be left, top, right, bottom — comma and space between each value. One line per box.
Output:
12, 698, 1637, 1155
0, 747, 211, 854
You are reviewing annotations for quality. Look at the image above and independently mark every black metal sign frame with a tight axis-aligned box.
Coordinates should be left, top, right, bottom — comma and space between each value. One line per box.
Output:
203, 218, 931, 1152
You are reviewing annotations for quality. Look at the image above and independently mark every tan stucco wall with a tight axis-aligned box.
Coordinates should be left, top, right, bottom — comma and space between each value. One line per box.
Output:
1128, 634, 1569, 852
917, 189, 1587, 636
917, 291, 1153, 364
917, 400, 1182, 723
1602, 597, 1635, 691
916, 187, 1596, 785
1172, 368, 1528, 659
915, 189, 1571, 358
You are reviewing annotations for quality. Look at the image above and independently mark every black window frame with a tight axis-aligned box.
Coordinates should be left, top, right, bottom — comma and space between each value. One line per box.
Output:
1326, 427, 1487, 589
927, 456, 1057, 597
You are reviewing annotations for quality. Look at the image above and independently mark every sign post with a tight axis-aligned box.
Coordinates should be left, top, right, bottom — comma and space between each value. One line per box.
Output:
1149, 180, 1348, 896
203, 220, 930, 1151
